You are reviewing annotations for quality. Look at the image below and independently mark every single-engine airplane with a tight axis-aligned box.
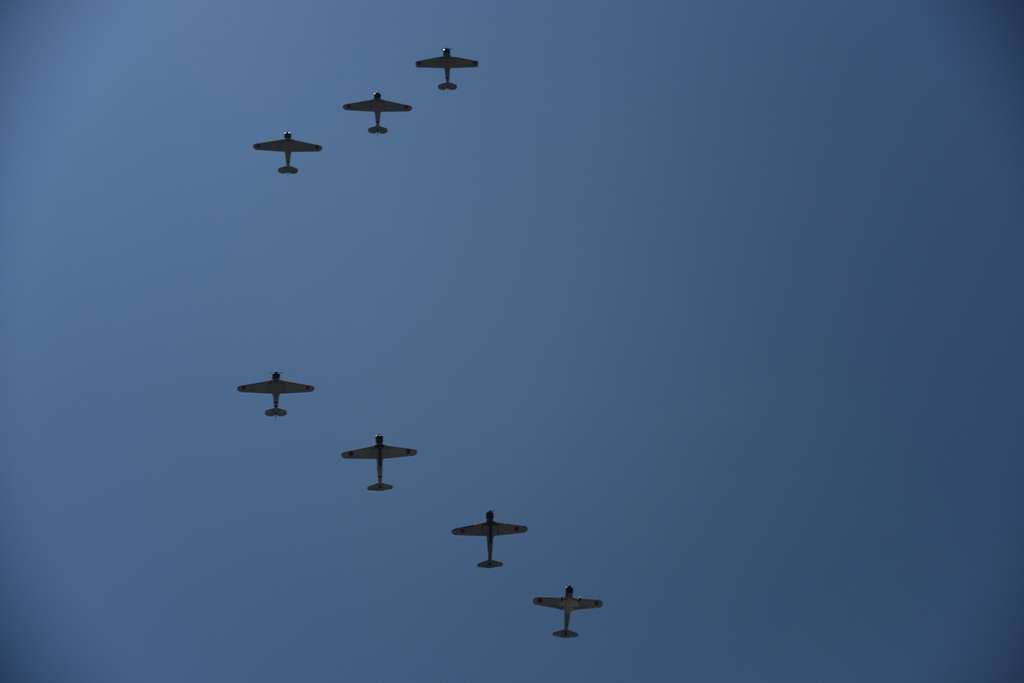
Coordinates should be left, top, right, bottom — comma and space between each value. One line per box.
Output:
237, 372, 314, 416
340, 434, 417, 490
341, 92, 412, 134
532, 585, 604, 638
452, 510, 527, 568
415, 48, 479, 90
252, 132, 322, 173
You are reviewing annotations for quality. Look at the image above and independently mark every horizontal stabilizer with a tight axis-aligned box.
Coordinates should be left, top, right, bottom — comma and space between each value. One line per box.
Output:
477, 560, 503, 569
264, 408, 287, 417
438, 82, 457, 91
277, 166, 298, 174
552, 629, 578, 638
368, 126, 388, 134
367, 482, 393, 491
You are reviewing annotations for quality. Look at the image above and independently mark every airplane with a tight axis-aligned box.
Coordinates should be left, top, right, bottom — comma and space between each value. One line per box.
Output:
415, 47, 479, 90
340, 434, 417, 490
236, 372, 314, 416
341, 92, 412, 134
532, 585, 604, 638
451, 510, 527, 568
252, 131, 322, 174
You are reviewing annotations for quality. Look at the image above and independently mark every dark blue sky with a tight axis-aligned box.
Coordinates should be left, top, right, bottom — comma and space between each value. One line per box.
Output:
3, 2, 1023, 681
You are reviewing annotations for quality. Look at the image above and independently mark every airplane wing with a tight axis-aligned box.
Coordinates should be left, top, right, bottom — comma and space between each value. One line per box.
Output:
493, 522, 528, 535
341, 445, 417, 459
237, 381, 274, 393
284, 139, 322, 152
236, 380, 314, 394
451, 523, 488, 536
341, 100, 376, 112
342, 99, 413, 113
573, 598, 604, 610
378, 99, 412, 112
533, 597, 566, 609
253, 139, 322, 152
253, 139, 289, 151
416, 56, 478, 69
276, 380, 315, 393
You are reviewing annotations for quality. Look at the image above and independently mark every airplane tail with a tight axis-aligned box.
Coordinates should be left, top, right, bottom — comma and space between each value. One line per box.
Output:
438, 82, 457, 91
265, 408, 287, 417
277, 165, 298, 174
477, 559, 503, 569
368, 126, 389, 134
367, 482, 393, 491
552, 629, 578, 638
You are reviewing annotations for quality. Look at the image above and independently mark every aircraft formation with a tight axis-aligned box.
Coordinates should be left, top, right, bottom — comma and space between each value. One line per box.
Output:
237, 370, 604, 637
244, 49, 603, 638
252, 48, 479, 171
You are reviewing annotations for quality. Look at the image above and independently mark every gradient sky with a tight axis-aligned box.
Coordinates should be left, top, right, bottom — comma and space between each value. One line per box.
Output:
3, 1, 1023, 681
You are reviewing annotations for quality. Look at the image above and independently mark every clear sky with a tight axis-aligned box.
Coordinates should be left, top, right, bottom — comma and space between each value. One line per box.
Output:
2, 1, 1023, 681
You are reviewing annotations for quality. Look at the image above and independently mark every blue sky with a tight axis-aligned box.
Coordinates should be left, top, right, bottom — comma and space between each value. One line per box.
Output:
3, 1, 1023, 681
